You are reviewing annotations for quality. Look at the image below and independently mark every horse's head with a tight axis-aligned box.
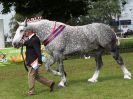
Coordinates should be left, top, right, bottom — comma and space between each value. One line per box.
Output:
12, 19, 27, 48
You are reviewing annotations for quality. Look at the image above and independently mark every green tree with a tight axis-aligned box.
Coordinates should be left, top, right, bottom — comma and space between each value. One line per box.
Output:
0, 0, 88, 23
1, 0, 124, 34
1, 0, 123, 24
76, 0, 121, 25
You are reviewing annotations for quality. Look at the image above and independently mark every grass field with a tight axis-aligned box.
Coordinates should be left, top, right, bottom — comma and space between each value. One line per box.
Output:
0, 52, 133, 99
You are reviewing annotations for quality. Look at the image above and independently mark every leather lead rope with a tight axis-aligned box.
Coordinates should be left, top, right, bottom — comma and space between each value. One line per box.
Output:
21, 45, 28, 72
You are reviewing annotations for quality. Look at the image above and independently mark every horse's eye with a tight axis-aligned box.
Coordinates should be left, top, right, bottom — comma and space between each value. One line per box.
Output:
20, 30, 24, 32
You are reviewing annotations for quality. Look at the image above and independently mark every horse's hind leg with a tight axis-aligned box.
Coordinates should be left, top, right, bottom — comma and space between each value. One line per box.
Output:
108, 45, 131, 79
58, 58, 67, 87
88, 49, 104, 83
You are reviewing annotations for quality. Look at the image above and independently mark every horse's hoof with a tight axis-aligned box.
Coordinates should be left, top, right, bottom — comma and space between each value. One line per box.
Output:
58, 84, 65, 88
58, 82, 66, 88
88, 78, 98, 83
127, 72, 131, 77
124, 75, 131, 80
124, 72, 131, 79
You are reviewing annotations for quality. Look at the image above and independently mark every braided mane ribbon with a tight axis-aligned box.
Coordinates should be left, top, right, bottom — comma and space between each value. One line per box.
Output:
43, 25, 65, 46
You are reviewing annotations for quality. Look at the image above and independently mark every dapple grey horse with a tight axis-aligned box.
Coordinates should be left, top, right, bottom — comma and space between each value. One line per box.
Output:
12, 19, 131, 87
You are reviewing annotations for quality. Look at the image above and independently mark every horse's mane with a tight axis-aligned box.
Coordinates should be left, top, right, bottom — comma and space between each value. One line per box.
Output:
26, 17, 67, 28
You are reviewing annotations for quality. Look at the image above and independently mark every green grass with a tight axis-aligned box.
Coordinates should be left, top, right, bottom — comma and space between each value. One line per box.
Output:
0, 52, 133, 99
119, 38, 133, 53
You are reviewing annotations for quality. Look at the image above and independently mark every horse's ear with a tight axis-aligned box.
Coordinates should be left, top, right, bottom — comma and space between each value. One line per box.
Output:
24, 18, 27, 27
16, 21, 21, 25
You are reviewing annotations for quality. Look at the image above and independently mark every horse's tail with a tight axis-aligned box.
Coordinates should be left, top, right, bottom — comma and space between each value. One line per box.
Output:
111, 27, 120, 46
112, 30, 120, 46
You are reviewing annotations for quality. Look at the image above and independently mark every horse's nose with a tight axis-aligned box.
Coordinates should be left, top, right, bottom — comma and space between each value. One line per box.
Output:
12, 42, 16, 47
12, 42, 18, 48
12, 41, 22, 48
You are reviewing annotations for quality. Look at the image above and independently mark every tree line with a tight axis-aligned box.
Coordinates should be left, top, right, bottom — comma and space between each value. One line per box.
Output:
0, 0, 127, 34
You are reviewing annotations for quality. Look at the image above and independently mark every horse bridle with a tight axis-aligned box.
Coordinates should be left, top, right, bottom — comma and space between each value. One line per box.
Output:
21, 45, 28, 72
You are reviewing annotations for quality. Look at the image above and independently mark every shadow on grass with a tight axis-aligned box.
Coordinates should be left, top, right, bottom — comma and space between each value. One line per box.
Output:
36, 84, 62, 95
65, 75, 123, 86
99, 75, 123, 82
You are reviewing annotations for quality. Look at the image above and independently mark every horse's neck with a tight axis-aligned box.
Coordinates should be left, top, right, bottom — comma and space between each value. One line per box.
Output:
28, 20, 56, 42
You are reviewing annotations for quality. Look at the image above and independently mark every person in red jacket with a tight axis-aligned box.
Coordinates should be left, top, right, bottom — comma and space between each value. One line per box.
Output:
23, 30, 55, 96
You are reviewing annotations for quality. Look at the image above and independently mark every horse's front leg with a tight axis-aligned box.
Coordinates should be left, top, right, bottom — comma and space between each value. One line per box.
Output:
56, 53, 67, 87
88, 50, 104, 83
58, 61, 67, 87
